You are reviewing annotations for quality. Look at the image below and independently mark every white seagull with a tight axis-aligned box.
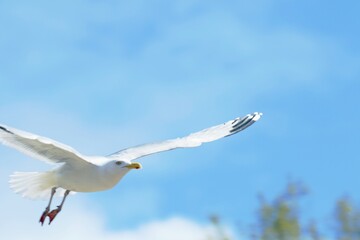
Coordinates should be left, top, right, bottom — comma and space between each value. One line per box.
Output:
0, 112, 262, 225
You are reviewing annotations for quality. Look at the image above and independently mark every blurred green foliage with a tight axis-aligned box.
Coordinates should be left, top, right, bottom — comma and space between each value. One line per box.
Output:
335, 197, 360, 240
255, 182, 306, 240
209, 182, 360, 240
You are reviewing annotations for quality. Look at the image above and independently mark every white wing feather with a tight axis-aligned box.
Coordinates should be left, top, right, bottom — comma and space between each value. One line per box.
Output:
110, 112, 262, 161
0, 125, 92, 167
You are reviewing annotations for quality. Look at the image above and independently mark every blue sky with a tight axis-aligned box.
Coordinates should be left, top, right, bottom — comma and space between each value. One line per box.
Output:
0, 0, 359, 238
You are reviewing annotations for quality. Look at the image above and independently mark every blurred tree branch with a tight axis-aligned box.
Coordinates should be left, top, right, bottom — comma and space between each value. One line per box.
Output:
335, 197, 360, 240
207, 182, 360, 240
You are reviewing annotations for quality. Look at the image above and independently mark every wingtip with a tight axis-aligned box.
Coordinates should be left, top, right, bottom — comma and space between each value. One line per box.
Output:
228, 112, 262, 135
0, 125, 14, 134
253, 112, 263, 121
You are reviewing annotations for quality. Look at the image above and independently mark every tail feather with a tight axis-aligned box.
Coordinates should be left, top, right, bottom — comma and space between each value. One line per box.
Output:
9, 171, 66, 200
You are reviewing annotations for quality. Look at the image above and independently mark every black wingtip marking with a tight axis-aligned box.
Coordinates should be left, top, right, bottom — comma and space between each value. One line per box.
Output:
0, 126, 14, 134
233, 115, 250, 128
229, 114, 257, 134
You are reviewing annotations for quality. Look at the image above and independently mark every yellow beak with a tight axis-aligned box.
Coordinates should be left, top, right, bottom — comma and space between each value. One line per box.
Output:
126, 162, 142, 169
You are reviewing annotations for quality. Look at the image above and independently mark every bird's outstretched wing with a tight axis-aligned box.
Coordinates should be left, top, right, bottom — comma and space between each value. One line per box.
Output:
110, 112, 262, 161
0, 125, 92, 166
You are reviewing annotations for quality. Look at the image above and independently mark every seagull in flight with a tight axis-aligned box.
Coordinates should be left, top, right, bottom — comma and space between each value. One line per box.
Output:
0, 112, 262, 225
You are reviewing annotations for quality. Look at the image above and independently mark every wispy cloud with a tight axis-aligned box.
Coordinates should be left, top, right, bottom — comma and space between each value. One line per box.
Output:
0, 190, 223, 240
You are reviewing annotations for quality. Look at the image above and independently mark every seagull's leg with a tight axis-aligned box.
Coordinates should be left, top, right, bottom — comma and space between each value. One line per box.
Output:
39, 187, 57, 226
47, 190, 70, 225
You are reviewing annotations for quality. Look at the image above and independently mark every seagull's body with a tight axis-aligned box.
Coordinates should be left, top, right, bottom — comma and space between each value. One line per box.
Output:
0, 112, 262, 225
55, 156, 124, 192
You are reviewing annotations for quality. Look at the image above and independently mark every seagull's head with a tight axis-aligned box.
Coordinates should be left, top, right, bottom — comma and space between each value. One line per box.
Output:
102, 160, 142, 187
114, 160, 142, 170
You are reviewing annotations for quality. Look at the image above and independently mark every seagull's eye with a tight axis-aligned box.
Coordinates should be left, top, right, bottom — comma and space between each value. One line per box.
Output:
115, 161, 123, 166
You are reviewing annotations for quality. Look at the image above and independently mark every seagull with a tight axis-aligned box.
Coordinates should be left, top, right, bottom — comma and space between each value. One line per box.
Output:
0, 112, 262, 225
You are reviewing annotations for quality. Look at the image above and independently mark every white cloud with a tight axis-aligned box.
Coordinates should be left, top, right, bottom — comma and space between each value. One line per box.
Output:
0, 189, 223, 240
107, 217, 220, 240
